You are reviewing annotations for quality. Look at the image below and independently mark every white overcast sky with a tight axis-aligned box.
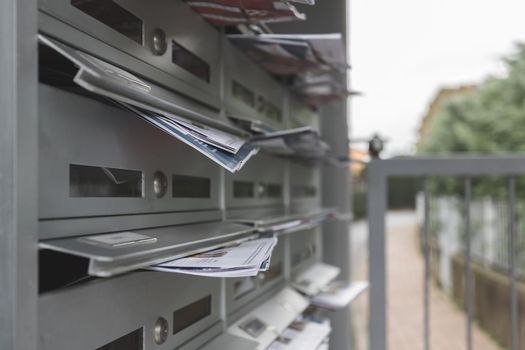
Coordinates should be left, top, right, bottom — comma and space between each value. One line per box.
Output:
349, 0, 525, 155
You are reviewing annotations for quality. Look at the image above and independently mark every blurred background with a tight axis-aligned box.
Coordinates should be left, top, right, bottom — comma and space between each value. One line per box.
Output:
349, 0, 525, 349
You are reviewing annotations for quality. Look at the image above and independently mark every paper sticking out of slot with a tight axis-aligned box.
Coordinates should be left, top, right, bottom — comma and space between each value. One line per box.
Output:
228, 33, 347, 76
250, 126, 330, 159
293, 71, 353, 107
149, 236, 278, 277
186, 0, 306, 26
170, 117, 246, 154
311, 281, 369, 311
228, 35, 320, 75
228, 115, 276, 135
267, 317, 331, 350
121, 103, 259, 173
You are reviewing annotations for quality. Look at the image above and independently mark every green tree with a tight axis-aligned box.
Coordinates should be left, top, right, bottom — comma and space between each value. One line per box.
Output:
419, 43, 525, 155
418, 43, 525, 197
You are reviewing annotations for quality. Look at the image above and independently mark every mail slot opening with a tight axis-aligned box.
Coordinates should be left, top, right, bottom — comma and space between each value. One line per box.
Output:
96, 328, 144, 350
71, 0, 144, 45
70, 164, 143, 198
173, 295, 212, 334
172, 174, 211, 198
172, 40, 210, 83
39, 249, 91, 294
292, 184, 317, 198
233, 181, 254, 198
263, 183, 282, 198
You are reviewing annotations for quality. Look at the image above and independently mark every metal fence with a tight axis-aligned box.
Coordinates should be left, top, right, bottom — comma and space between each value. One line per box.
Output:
424, 195, 525, 281
367, 156, 525, 350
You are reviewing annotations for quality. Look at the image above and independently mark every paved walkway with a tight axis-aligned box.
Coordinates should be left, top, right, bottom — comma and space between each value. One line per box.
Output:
351, 211, 501, 350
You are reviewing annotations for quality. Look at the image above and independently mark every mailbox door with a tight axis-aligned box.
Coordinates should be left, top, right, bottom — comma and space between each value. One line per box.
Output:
39, 85, 221, 238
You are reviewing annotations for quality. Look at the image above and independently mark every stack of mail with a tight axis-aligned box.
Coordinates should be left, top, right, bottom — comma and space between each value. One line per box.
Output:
185, 0, 306, 26
122, 103, 259, 173
267, 317, 331, 350
250, 126, 330, 159
228, 33, 347, 76
150, 237, 278, 277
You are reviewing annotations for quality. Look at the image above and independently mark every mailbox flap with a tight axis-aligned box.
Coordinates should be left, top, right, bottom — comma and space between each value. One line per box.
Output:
234, 208, 336, 234
40, 221, 257, 277
39, 34, 245, 137
292, 262, 341, 296
228, 287, 309, 349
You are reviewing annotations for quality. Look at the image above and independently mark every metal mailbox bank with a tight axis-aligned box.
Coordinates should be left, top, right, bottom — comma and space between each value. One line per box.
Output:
0, 0, 352, 349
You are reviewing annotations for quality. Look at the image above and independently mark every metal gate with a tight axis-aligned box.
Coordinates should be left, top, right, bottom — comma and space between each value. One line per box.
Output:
367, 156, 525, 350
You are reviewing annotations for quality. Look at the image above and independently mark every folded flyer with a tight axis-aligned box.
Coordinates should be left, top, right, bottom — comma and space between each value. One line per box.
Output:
150, 237, 278, 278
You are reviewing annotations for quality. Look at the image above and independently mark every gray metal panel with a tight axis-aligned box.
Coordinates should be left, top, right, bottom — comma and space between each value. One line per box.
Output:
40, 221, 257, 277
225, 239, 286, 316
319, 101, 353, 350
38, 0, 222, 107
225, 154, 286, 209
0, 0, 38, 349
39, 272, 222, 350
40, 210, 222, 240
223, 39, 286, 131
39, 84, 221, 221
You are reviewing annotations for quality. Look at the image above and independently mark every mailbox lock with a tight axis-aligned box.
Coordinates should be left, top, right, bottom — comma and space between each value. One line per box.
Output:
256, 183, 266, 198
153, 171, 168, 198
150, 28, 167, 56
153, 316, 169, 345
258, 272, 266, 281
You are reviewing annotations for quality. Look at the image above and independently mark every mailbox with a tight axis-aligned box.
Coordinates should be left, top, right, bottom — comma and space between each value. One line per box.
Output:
39, 0, 222, 109
39, 272, 223, 350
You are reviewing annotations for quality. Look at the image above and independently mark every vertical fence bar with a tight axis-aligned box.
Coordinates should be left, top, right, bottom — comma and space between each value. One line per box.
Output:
423, 177, 430, 350
508, 176, 518, 350
464, 177, 473, 350
368, 161, 387, 350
